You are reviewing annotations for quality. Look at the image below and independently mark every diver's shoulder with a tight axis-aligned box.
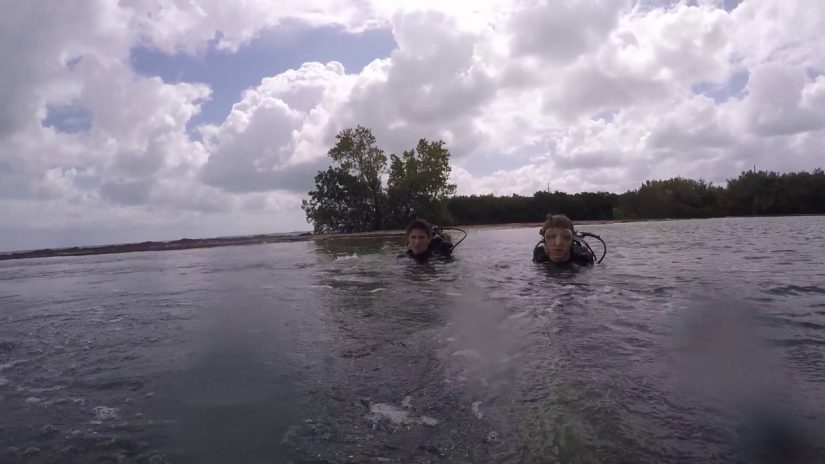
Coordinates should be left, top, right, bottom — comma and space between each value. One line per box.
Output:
429, 234, 453, 255
532, 242, 549, 263
570, 242, 595, 266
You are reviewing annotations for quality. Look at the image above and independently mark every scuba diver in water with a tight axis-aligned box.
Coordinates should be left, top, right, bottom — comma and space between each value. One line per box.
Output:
403, 218, 465, 263
533, 214, 606, 266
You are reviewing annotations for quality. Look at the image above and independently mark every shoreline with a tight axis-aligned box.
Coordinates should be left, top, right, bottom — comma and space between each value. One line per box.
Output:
0, 221, 596, 262
1, 215, 819, 261
0, 230, 405, 262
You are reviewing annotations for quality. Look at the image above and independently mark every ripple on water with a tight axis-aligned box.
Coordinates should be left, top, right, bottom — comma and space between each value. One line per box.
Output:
0, 359, 28, 371
766, 285, 825, 296
768, 338, 825, 348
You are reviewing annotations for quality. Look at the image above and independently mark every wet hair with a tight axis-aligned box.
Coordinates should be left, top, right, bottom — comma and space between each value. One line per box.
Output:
406, 218, 433, 238
539, 214, 575, 236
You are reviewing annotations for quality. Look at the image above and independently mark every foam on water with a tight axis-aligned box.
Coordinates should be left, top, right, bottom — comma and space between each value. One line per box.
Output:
451, 349, 482, 360
91, 406, 119, 421
472, 401, 484, 419
16, 385, 66, 394
368, 402, 440, 427
0, 359, 27, 371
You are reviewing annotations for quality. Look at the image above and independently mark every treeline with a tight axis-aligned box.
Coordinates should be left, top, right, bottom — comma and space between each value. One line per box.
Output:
302, 127, 825, 232
446, 169, 825, 225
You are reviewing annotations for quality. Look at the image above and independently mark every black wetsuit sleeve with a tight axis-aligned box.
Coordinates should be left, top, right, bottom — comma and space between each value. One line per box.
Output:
570, 243, 595, 266
533, 243, 548, 263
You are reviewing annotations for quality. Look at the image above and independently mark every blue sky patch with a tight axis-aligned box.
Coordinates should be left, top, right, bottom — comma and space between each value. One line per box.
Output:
592, 108, 618, 123
42, 104, 93, 134
721, 0, 743, 11
74, 172, 103, 190
641, 0, 742, 12
130, 21, 397, 131
692, 69, 749, 103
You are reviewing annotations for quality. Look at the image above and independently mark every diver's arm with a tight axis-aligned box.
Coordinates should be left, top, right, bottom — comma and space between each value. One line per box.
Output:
533, 242, 548, 263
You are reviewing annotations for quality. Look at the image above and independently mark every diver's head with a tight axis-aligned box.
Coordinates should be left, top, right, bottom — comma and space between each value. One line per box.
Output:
540, 214, 574, 263
406, 218, 433, 256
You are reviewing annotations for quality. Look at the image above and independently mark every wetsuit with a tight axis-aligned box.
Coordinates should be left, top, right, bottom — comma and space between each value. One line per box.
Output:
404, 234, 454, 262
533, 241, 594, 266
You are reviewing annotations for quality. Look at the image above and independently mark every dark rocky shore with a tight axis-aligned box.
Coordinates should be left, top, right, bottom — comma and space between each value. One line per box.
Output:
0, 230, 406, 261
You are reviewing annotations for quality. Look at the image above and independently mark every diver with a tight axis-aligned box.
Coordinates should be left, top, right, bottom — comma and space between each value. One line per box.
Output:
532, 214, 605, 266
402, 218, 463, 263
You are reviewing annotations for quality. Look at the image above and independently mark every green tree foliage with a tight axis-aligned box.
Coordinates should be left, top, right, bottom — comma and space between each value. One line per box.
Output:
615, 178, 728, 219
302, 126, 387, 233
301, 167, 374, 233
386, 139, 457, 227
726, 169, 825, 215
445, 170, 824, 225
446, 191, 620, 225
302, 127, 456, 232
327, 126, 387, 230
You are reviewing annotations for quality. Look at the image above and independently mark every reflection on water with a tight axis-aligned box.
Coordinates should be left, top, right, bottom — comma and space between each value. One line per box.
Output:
1, 217, 824, 463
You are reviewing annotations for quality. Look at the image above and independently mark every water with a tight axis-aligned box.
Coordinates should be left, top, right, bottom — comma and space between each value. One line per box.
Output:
1, 217, 824, 463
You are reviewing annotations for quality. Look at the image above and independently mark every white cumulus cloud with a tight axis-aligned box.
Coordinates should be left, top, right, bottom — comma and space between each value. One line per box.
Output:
1, 0, 824, 250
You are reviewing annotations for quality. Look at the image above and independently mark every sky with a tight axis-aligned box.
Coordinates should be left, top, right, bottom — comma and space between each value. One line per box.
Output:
1, 0, 824, 251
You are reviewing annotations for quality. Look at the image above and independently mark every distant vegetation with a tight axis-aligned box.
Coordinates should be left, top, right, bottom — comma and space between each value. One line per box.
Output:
303, 127, 825, 232
301, 126, 455, 233
448, 169, 825, 225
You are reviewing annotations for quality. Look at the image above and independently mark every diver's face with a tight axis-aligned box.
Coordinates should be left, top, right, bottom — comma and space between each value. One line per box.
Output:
544, 227, 573, 263
407, 229, 431, 255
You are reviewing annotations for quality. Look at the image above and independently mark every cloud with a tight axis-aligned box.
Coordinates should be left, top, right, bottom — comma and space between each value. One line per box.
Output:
730, 0, 825, 70
509, 0, 631, 63
624, 3, 734, 85
0, 1, 132, 138
100, 178, 154, 205
543, 3, 735, 120
199, 9, 501, 195
200, 61, 351, 193
647, 95, 735, 151
543, 57, 673, 120
341, 10, 499, 156
2, 0, 825, 250
739, 63, 825, 136
120, 0, 392, 54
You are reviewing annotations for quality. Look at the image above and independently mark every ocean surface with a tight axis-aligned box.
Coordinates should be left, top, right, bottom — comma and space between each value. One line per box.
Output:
1, 217, 825, 463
